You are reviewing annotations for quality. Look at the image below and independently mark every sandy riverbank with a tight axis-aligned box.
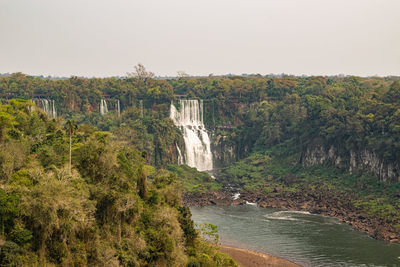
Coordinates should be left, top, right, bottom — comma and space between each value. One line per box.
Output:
220, 245, 300, 267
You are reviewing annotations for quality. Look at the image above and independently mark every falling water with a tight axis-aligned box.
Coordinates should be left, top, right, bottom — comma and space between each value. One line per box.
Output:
139, 100, 143, 118
116, 99, 121, 117
176, 145, 183, 165
51, 100, 56, 118
100, 99, 108, 115
170, 99, 213, 172
33, 99, 57, 119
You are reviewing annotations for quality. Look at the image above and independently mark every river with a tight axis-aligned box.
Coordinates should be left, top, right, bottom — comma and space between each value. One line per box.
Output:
190, 205, 400, 267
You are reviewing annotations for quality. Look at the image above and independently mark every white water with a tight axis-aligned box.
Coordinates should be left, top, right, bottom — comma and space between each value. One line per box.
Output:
170, 100, 213, 171
176, 144, 184, 165
232, 193, 241, 200
245, 201, 257, 206
33, 99, 57, 119
116, 99, 121, 117
100, 99, 108, 115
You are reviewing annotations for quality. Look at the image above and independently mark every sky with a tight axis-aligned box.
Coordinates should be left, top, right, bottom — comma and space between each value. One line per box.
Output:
0, 0, 399, 77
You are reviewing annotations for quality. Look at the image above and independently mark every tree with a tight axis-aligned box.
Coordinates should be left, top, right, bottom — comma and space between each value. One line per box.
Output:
0, 112, 17, 143
65, 120, 77, 174
177, 71, 189, 79
127, 63, 155, 81
137, 165, 148, 200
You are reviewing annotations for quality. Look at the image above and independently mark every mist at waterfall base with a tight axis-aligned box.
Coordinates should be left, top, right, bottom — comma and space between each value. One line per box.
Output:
191, 205, 400, 267
170, 100, 213, 172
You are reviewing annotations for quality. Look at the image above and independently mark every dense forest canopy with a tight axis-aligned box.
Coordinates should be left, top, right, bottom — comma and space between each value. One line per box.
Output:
0, 99, 236, 266
1, 72, 400, 171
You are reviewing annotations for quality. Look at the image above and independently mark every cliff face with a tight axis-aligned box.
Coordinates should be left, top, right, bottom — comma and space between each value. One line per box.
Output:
301, 143, 400, 182
211, 134, 237, 169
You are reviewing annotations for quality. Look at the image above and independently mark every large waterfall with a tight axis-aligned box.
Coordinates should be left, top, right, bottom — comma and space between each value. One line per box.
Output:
170, 100, 213, 172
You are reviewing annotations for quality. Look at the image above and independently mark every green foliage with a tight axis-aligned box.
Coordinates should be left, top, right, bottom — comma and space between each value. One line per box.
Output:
220, 146, 400, 223
4, 73, 400, 266
0, 100, 236, 266
168, 164, 221, 193
199, 223, 219, 245
0, 189, 19, 235
137, 165, 148, 200
0, 241, 25, 266
178, 206, 198, 248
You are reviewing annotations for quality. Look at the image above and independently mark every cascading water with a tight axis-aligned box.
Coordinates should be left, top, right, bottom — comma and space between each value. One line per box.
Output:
139, 100, 143, 118
116, 99, 121, 117
170, 99, 213, 172
51, 100, 56, 119
100, 99, 108, 115
176, 145, 183, 165
33, 99, 57, 119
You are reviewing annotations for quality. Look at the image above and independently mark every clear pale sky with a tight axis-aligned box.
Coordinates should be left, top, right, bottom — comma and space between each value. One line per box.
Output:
1, 0, 399, 77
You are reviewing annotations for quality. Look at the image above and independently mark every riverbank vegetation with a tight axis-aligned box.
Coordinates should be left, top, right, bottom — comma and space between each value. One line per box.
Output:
218, 149, 400, 227
167, 164, 221, 194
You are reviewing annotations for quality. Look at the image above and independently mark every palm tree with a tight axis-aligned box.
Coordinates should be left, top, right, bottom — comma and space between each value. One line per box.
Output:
66, 120, 78, 174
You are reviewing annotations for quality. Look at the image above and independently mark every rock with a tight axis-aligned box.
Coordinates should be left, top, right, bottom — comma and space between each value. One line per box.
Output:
389, 234, 398, 240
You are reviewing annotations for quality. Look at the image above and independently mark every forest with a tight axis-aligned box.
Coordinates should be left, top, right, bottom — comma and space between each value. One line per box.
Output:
0, 99, 235, 266
1, 69, 400, 264
1, 71, 400, 170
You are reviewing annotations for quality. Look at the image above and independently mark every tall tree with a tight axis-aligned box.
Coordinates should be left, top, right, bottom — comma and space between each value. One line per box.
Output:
127, 63, 155, 81
66, 120, 77, 174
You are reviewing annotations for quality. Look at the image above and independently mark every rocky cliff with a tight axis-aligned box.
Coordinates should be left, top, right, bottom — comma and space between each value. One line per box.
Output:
300, 142, 400, 183
211, 134, 237, 169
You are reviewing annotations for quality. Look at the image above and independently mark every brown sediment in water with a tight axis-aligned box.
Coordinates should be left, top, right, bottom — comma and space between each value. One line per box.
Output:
220, 245, 300, 267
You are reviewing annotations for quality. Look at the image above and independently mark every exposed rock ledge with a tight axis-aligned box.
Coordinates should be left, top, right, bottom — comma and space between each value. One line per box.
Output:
301, 144, 400, 183
183, 189, 400, 244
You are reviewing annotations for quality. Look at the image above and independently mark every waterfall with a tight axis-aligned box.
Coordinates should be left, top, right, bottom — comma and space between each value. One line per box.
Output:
42, 99, 50, 116
51, 100, 57, 118
33, 99, 57, 119
170, 99, 213, 171
139, 100, 143, 118
176, 144, 183, 165
116, 99, 121, 117
100, 99, 108, 115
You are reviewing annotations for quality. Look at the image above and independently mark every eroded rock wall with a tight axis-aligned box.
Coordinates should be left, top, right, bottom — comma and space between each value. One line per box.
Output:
301, 143, 400, 182
211, 134, 237, 169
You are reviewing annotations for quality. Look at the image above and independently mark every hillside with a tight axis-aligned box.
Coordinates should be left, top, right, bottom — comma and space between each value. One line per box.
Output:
0, 99, 236, 266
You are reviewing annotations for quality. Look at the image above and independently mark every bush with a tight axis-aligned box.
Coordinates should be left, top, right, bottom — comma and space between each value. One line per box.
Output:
0, 241, 25, 266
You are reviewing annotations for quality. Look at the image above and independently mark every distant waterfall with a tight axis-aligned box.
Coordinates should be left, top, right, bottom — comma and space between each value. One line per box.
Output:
140, 100, 143, 118
33, 99, 57, 119
116, 99, 121, 117
100, 99, 108, 115
170, 99, 213, 171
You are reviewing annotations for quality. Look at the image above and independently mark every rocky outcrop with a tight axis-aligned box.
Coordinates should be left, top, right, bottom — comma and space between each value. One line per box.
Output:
301, 143, 400, 182
211, 134, 237, 169
183, 189, 232, 206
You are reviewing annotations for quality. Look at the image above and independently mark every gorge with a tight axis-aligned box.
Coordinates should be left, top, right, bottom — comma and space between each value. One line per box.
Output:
1, 73, 400, 266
